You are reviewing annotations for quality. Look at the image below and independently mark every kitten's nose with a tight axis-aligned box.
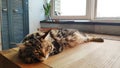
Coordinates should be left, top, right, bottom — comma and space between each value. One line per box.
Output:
41, 54, 49, 59
41, 53, 46, 58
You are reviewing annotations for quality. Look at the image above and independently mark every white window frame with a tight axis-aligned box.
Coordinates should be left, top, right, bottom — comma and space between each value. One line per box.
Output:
92, 0, 120, 23
51, 0, 92, 20
50, 0, 120, 23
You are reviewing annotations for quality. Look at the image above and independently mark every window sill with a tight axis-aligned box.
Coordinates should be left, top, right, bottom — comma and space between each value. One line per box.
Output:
40, 21, 120, 26
92, 19, 120, 23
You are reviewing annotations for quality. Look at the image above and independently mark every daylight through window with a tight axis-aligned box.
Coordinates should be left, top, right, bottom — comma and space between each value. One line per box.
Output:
96, 0, 120, 18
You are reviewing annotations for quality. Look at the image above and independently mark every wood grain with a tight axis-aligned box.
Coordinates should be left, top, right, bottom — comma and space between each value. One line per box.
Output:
0, 39, 120, 68
0, 48, 51, 68
43, 40, 120, 68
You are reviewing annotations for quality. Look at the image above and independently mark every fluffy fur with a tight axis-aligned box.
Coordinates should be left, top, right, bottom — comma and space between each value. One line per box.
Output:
18, 29, 104, 63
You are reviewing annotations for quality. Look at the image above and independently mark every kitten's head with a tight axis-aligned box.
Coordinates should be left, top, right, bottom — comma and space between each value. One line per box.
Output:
39, 39, 54, 60
18, 39, 54, 63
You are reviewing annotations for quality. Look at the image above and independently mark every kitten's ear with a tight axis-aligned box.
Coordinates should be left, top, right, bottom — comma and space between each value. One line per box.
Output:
17, 43, 25, 49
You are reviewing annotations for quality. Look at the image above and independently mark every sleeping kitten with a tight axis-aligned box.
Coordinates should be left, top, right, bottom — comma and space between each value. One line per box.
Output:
18, 29, 104, 63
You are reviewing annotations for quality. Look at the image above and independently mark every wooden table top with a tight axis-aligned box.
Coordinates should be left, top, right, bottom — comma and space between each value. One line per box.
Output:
0, 39, 120, 68
0, 47, 51, 68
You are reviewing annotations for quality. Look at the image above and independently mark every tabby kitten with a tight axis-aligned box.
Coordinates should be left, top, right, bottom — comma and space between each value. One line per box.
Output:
18, 29, 104, 63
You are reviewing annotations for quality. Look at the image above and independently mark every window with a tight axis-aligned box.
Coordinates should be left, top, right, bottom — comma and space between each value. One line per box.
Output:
50, 0, 120, 22
51, 0, 91, 20
55, 0, 86, 16
96, 0, 120, 18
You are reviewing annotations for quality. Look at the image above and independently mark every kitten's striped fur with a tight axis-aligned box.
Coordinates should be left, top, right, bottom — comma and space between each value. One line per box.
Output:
18, 29, 104, 63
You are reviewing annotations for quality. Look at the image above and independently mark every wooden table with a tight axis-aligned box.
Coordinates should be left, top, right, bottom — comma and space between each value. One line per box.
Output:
0, 48, 51, 68
0, 39, 120, 68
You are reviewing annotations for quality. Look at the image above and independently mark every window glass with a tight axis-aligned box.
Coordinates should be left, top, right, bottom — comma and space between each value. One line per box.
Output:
97, 0, 120, 17
54, 0, 86, 16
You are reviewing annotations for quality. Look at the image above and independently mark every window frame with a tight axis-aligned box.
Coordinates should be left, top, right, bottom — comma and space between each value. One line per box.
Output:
51, 0, 92, 20
93, 0, 120, 23
50, 0, 120, 23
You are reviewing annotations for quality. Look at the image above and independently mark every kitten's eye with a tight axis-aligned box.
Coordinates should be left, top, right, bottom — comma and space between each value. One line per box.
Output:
46, 46, 52, 51
48, 46, 52, 49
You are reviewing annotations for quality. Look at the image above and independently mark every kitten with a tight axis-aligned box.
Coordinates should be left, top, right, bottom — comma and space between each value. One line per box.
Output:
18, 29, 104, 63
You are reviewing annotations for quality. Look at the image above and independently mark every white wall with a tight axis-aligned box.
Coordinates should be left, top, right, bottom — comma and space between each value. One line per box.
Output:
29, 0, 45, 33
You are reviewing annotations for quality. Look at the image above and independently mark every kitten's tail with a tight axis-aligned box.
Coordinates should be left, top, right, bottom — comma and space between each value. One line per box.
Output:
87, 37, 104, 42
